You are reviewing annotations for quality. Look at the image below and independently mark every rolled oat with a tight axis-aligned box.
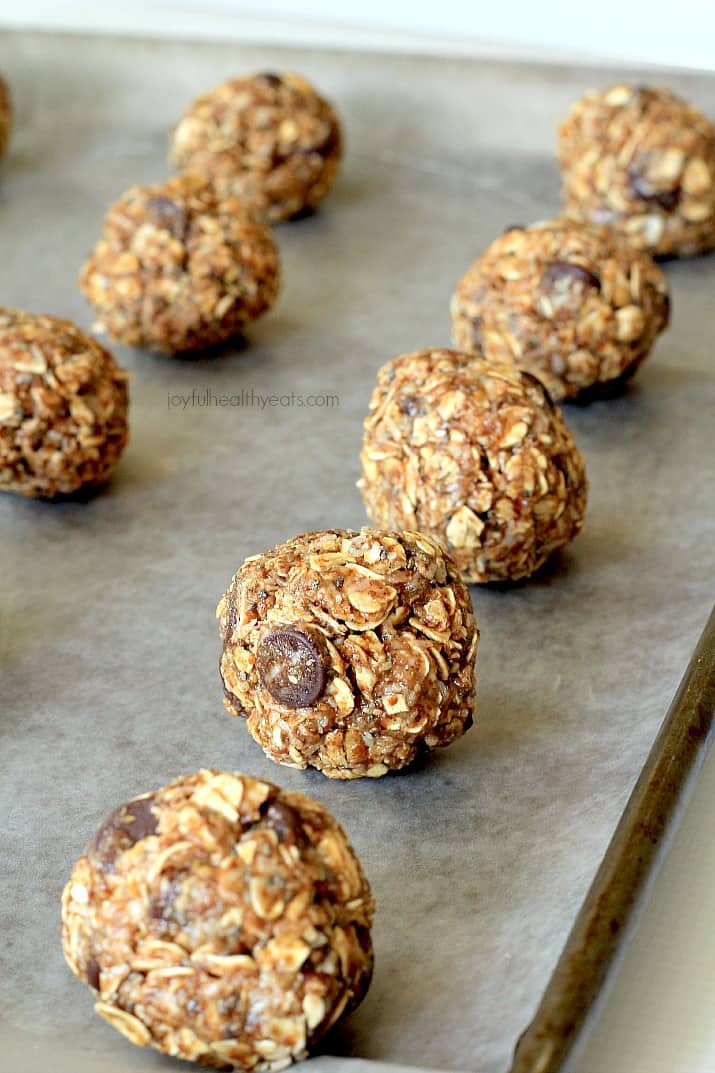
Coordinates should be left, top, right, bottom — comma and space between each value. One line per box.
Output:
0, 308, 128, 497
451, 219, 669, 400
62, 770, 373, 1071
360, 349, 587, 583
558, 84, 715, 256
171, 72, 342, 223
80, 173, 280, 355
218, 527, 478, 778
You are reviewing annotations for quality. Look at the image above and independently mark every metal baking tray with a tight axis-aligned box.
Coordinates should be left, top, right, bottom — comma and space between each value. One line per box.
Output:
1, 29, 714, 1073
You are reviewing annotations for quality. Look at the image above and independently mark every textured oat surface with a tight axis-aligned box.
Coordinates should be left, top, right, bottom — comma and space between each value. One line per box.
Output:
1, 33, 714, 1073
80, 173, 280, 354
218, 528, 477, 778
0, 308, 129, 497
361, 350, 587, 582
62, 770, 373, 1070
451, 219, 670, 400
171, 72, 342, 223
558, 84, 715, 256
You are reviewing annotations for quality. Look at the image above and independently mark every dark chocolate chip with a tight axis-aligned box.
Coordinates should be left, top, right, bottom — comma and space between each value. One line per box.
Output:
398, 394, 423, 417
542, 261, 601, 293
263, 799, 305, 844
85, 957, 101, 990
258, 72, 283, 88
469, 315, 483, 351
521, 370, 556, 412
89, 795, 159, 868
146, 197, 188, 240
256, 627, 327, 708
223, 680, 247, 717
463, 712, 474, 732
295, 124, 341, 159
503, 224, 525, 233
629, 173, 680, 212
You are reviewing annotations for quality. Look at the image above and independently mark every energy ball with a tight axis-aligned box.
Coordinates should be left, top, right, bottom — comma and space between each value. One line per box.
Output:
558, 84, 715, 256
0, 74, 11, 157
451, 219, 670, 401
80, 173, 280, 355
217, 527, 477, 779
62, 770, 374, 1071
0, 308, 128, 498
360, 349, 587, 583
170, 72, 342, 222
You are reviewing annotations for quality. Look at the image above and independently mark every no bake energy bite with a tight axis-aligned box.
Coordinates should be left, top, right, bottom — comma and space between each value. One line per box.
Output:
0, 308, 128, 497
80, 173, 280, 355
170, 72, 342, 222
451, 219, 670, 401
0, 74, 11, 157
62, 770, 374, 1071
360, 349, 587, 583
217, 527, 478, 779
558, 84, 715, 256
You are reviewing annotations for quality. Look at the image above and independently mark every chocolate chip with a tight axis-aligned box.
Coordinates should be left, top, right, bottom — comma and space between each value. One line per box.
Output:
398, 394, 423, 417
146, 197, 188, 240
521, 370, 556, 412
85, 957, 101, 990
629, 172, 680, 212
223, 681, 247, 717
263, 799, 305, 844
469, 315, 483, 350
258, 72, 283, 88
503, 224, 525, 233
542, 261, 601, 293
89, 795, 159, 868
296, 125, 340, 159
256, 627, 327, 708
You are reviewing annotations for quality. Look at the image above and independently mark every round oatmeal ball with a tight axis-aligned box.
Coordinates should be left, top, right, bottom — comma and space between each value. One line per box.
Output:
360, 349, 587, 583
79, 173, 280, 355
0, 308, 128, 498
558, 84, 715, 256
62, 769, 374, 1071
0, 74, 11, 157
451, 219, 670, 401
170, 72, 342, 223
217, 527, 477, 779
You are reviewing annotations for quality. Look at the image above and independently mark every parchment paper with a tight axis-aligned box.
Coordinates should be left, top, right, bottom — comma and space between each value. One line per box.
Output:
0, 31, 713, 1073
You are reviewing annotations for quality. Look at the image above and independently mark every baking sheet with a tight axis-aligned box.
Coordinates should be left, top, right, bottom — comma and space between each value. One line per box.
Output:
1, 30, 714, 1073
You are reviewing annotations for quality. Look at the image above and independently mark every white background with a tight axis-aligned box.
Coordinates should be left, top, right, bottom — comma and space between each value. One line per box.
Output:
0, 0, 714, 71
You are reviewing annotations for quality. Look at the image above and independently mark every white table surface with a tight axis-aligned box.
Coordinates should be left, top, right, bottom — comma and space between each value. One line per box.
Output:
1, 0, 714, 71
